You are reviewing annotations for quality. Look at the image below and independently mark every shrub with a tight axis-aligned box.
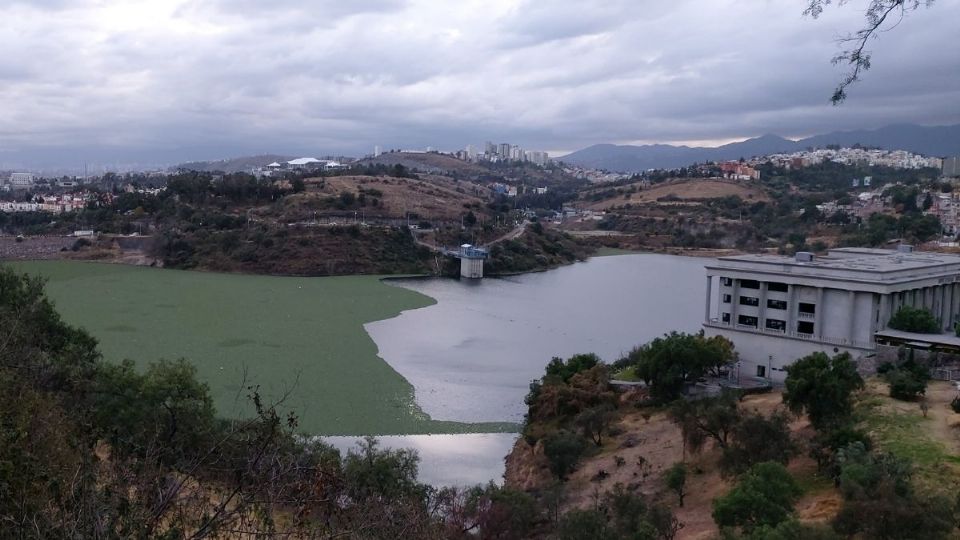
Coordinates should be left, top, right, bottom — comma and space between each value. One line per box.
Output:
665, 463, 687, 507
951, 395, 960, 413
71, 238, 92, 251
545, 353, 601, 383
887, 306, 940, 333
543, 430, 587, 481
720, 410, 796, 476
885, 370, 927, 401
712, 462, 802, 533
882, 356, 929, 401
832, 442, 957, 539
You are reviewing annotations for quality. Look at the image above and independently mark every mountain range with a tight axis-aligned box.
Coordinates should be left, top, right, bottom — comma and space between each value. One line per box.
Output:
559, 124, 960, 173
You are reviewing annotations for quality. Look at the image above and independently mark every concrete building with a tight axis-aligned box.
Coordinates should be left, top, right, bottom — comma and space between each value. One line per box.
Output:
944, 156, 960, 178
703, 247, 960, 381
9, 172, 35, 189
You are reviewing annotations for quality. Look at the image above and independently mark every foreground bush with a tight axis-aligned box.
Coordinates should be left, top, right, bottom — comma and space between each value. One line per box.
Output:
713, 462, 802, 534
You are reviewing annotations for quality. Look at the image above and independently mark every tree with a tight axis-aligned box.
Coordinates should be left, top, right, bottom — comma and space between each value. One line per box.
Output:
783, 352, 864, 431
545, 353, 602, 383
94, 358, 215, 466
712, 462, 803, 534
720, 410, 796, 476
805, 1, 934, 103
666, 463, 688, 507
558, 510, 617, 540
670, 391, 741, 452
887, 305, 940, 333
884, 368, 928, 400
543, 430, 588, 481
831, 442, 957, 539
452, 482, 537, 540
343, 436, 426, 503
575, 403, 616, 446
627, 331, 736, 402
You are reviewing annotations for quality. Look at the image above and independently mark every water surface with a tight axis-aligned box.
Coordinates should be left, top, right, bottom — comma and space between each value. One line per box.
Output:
367, 253, 707, 425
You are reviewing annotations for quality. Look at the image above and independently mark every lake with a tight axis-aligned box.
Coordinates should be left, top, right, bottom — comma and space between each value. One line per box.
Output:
367, 253, 708, 425
9, 253, 708, 485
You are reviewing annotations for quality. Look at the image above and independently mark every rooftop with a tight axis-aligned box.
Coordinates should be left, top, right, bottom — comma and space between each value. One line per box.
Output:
707, 247, 960, 284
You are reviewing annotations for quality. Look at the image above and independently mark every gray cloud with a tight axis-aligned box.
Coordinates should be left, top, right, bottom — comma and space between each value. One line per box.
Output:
0, 0, 957, 170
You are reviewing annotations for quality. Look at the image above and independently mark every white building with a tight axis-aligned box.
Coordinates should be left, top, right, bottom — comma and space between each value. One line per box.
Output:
9, 172, 35, 189
703, 247, 960, 381
287, 157, 323, 169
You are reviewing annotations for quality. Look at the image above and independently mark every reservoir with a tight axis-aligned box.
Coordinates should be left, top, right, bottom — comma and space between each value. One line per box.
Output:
10, 253, 707, 486
367, 253, 707, 425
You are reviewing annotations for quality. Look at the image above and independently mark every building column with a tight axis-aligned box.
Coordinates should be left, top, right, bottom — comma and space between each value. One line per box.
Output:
947, 283, 957, 330
940, 285, 949, 331
878, 294, 891, 331
705, 275, 713, 322
731, 280, 741, 325
787, 285, 798, 334
848, 290, 857, 343
815, 287, 825, 340
758, 282, 769, 329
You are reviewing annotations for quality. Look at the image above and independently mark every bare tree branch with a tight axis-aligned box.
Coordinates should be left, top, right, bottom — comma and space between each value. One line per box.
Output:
804, 0, 933, 103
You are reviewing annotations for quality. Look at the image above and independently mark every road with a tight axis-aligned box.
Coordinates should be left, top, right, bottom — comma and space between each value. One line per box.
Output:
411, 221, 528, 254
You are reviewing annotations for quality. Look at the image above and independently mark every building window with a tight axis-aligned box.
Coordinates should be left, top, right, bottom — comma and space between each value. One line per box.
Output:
738, 315, 758, 327
757, 365, 766, 378
740, 279, 760, 290
722, 312, 730, 323
765, 319, 786, 331
797, 321, 815, 334
768, 282, 788, 293
739, 296, 759, 307
798, 302, 816, 314
721, 277, 733, 286
767, 299, 787, 310
722, 294, 732, 303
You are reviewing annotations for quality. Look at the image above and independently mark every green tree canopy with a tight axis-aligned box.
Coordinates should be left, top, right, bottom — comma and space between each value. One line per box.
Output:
712, 462, 803, 533
625, 331, 737, 402
782, 352, 864, 431
887, 306, 940, 333
543, 430, 588, 481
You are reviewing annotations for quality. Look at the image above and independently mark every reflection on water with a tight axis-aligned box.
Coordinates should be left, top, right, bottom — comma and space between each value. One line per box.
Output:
323, 433, 518, 487
366, 254, 707, 425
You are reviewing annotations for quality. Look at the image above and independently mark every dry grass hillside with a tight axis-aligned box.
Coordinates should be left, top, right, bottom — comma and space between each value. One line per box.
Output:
361, 152, 491, 176
275, 175, 490, 221
505, 379, 960, 540
582, 179, 769, 211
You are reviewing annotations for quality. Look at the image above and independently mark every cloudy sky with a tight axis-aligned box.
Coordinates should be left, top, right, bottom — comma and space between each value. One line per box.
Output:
1, 0, 958, 168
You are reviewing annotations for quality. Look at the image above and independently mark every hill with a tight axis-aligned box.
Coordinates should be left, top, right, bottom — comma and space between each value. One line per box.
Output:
175, 154, 294, 173
357, 152, 489, 176
580, 178, 769, 211
561, 124, 960, 173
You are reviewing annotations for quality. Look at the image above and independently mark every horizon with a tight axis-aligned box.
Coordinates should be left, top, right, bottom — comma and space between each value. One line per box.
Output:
3, 121, 957, 175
